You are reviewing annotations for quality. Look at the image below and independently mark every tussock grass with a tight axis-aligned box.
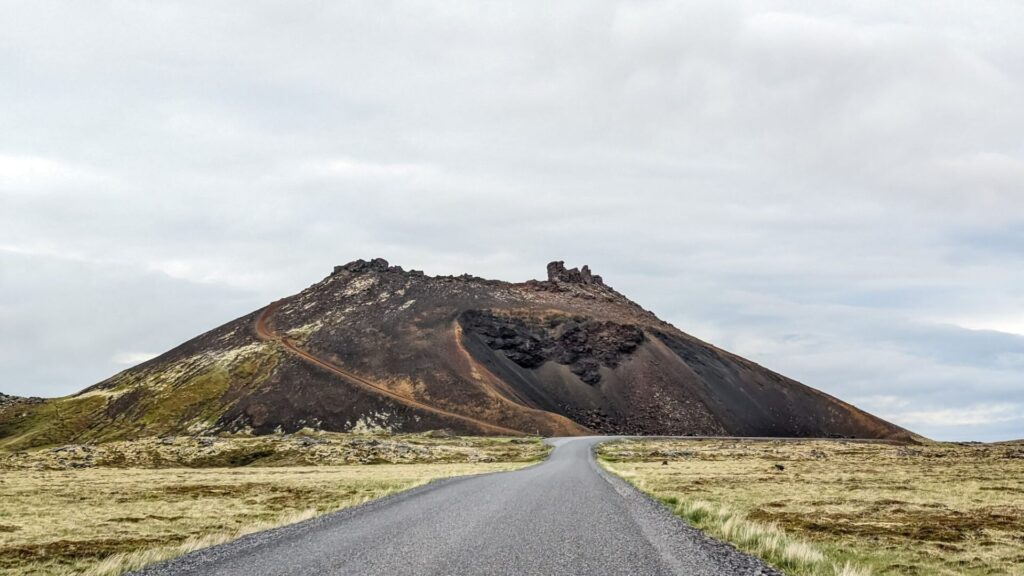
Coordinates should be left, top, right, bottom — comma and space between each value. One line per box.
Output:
672, 499, 848, 575
599, 438, 1024, 576
836, 562, 873, 576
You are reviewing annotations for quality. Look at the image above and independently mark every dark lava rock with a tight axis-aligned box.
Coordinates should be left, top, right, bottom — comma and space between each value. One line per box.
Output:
336, 258, 391, 274
546, 261, 604, 285
459, 310, 644, 384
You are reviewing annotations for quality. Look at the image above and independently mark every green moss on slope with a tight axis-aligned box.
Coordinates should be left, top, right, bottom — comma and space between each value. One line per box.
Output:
0, 345, 282, 451
0, 395, 107, 450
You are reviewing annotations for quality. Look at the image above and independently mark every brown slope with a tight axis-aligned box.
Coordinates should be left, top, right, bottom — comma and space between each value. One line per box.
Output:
254, 299, 578, 436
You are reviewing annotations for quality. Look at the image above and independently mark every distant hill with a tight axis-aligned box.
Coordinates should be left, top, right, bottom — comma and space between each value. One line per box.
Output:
0, 259, 912, 449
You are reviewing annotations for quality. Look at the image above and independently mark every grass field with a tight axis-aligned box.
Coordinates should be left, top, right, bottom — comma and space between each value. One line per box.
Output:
599, 438, 1024, 576
0, 433, 546, 576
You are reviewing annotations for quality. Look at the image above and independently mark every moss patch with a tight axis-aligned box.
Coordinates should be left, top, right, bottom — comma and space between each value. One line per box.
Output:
135, 368, 231, 430
0, 344, 283, 451
0, 396, 107, 451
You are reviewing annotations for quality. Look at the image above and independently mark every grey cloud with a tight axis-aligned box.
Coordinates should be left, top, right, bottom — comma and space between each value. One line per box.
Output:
0, 251, 262, 397
1, 1, 1022, 440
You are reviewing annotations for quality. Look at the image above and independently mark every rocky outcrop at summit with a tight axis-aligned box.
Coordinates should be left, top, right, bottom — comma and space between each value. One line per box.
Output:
546, 261, 604, 285
334, 258, 412, 275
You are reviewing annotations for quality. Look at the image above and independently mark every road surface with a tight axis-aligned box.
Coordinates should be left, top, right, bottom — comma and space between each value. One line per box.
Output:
135, 437, 778, 576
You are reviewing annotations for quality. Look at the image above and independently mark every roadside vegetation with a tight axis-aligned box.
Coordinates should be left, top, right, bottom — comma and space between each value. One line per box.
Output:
598, 438, 1024, 576
0, 432, 547, 576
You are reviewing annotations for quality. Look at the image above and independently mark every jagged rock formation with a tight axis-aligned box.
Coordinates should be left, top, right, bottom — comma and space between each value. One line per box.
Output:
547, 261, 603, 285
459, 310, 643, 385
0, 260, 913, 448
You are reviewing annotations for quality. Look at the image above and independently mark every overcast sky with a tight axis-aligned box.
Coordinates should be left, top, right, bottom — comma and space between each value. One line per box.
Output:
2, 1, 1022, 441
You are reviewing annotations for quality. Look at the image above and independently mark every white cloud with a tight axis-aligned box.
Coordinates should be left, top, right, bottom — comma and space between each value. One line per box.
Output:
944, 318, 1024, 337
855, 395, 911, 412
0, 154, 105, 192
111, 352, 157, 366
881, 403, 1023, 427
312, 158, 438, 182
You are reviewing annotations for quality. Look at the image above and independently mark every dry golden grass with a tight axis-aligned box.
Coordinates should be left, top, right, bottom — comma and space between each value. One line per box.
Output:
0, 434, 545, 576
599, 438, 1024, 576
82, 508, 320, 576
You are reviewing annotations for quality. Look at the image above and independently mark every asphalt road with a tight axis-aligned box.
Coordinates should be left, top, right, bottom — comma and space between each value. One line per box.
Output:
135, 437, 778, 576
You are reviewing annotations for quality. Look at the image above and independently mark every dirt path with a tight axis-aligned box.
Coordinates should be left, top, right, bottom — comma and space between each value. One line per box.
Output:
254, 301, 524, 436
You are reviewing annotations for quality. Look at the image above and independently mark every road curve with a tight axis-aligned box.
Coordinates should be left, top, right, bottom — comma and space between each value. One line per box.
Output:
133, 437, 778, 576
254, 300, 523, 436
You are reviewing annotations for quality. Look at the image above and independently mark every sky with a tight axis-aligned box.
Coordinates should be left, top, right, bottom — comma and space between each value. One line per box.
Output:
2, 1, 1022, 441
